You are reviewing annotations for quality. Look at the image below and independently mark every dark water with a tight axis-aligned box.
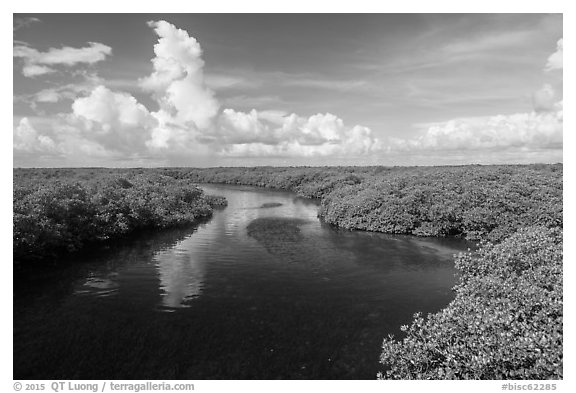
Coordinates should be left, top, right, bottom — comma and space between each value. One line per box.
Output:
14, 184, 473, 380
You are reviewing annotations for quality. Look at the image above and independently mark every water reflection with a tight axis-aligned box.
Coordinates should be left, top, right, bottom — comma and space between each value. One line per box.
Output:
155, 238, 206, 309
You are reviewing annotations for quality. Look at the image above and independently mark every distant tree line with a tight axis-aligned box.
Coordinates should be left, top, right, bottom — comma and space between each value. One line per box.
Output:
162, 164, 562, 243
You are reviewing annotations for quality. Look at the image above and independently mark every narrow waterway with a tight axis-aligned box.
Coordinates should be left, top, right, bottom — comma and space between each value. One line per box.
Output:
14, 184, 472, 379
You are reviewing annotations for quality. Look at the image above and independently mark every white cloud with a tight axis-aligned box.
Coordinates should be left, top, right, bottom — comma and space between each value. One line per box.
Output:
13, 118, 57, 153
21, 19, 559, 166
14, 42, 112, 66
14, 42, 112, 78
394, 108, 562, 152
22, 64, 55, 77
72, 86, 152, 129
16, 20, 379, 163
256, 110, 289, 125
443, 30, 533, 55
390, 35, 563, 159
283, 78, 367, 91
139, 20, 219, 130
13, 16, 41, 31
222, 94, 285, 109
208, 110, 381, 157
35, 89, 61, 103
545, 38, 563, 71
64, 83, 210, 159
146, 110, 203, 153
204, 74, 260, 90
532, 84, 557, 112
15, 73, 104, 110
69, 85, 156, 152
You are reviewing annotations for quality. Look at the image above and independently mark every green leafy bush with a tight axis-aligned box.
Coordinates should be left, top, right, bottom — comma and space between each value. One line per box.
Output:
13, 170, 225, 265
378, 227, 562, 379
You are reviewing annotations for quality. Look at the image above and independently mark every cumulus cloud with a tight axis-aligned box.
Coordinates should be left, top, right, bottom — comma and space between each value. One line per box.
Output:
13, 118, 57, 153
139, 20, 219, 130
72, 86, 152, 129
545, 38, 563, 71
393, 108, 562, 152
14, 42, 112, 77
209, 110, 381, 157
145, 111, 203, 153
69, 85, 156, 152
23, 19, 559, 166
14, 20, 380, 163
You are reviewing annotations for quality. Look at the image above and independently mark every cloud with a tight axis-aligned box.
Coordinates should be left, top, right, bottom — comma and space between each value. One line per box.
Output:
15, 20, 378, 164
15, 73, 103, 111
394, 108, 562, 153
282, 78, 367, 92
34, 89, 61, 103
70, 85, 156, 152
205, 110, 381, 157
21, 64, 55, 77
13, 118, 57, 153
545, 38, 563, 71
532, 84, 558, 112
443, 30, 534, 55
20, 19, 559, 166
204, 74, 261, 90
14, 42, 112, 77
139, 20, 219, 130
256, 110, 290, 124
15, 20, 221, 165
222, 94, 285, 109
34, 84, 89, 103
391, 34, 563, 158
72, 86, 152, 128
13, 16, 40, 31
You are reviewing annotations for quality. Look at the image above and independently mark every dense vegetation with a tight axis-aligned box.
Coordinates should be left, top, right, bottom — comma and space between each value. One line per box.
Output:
13, 164, 563, 379
13, 168, 226, 265
160, 164, 562, 243
379, 227, 562, 379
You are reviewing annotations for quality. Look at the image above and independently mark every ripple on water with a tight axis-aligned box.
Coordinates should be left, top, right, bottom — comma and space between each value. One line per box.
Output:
74, 276, 119, 298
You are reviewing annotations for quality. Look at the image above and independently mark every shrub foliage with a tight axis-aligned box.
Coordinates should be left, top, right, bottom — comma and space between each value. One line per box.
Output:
378, 227, 562, 379
14, 169, 225, 264
162, 164, 562, 242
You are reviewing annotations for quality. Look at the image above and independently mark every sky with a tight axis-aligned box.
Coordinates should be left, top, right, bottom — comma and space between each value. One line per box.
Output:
12, 13, 563, 167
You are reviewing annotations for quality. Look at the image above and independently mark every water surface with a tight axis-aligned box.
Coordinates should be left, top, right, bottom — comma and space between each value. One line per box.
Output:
14, 184, 472, 379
